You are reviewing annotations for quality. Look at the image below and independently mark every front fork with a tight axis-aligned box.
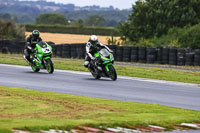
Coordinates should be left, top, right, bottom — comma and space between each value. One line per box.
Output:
43, 56, 51, 69
105, 63, 112, 72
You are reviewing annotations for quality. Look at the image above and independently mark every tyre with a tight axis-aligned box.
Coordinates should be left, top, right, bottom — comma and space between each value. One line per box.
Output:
91, 72, 101, 79
56, 44, 63, 57
45, 59, 54, 74
31, 65, 40, 72
62, 45, 71, 58
108, 65, 117, 81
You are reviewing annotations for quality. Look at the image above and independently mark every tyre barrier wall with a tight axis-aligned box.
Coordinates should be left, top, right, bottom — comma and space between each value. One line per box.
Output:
56, 44, 200, 66
0, 40, 200, 66
0, 40, 25, 54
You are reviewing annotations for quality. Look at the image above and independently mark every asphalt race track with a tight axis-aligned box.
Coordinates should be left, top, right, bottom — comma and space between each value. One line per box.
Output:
0, 64, 200, 111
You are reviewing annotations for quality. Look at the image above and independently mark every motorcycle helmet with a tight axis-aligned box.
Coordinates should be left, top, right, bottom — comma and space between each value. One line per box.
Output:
32, 30, 40, 39
89, 35, 98, 47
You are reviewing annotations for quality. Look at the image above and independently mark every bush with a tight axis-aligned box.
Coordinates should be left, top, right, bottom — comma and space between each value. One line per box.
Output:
178, 23, 200, 49
0, 19, 25, 40
25, 24, 120, 36
135, 38, 154, 48
36, 13, 68, 25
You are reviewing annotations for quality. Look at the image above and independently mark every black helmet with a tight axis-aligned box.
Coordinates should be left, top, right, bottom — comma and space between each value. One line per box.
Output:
89, 35, 98, 46
32, 30, 40, 39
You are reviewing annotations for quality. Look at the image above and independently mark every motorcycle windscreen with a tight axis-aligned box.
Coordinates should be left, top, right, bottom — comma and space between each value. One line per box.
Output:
99, 49, 110, 57
38, 41, 47, 48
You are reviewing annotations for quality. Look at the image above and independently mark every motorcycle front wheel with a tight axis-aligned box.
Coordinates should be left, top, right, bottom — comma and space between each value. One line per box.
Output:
45, 59, 54, 74
91, 72, 101, 79
31, 65, 40, 72
108, 65, 117, 81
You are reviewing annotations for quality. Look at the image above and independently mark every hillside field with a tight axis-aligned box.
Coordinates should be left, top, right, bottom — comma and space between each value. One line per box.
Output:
25, 32, 120, 44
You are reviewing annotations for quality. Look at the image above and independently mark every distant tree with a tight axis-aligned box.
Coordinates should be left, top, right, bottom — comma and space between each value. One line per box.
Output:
71, 19, 84, 28
84, 15, 105, 26
105, 19, 118, 27
36, 13, 68, 25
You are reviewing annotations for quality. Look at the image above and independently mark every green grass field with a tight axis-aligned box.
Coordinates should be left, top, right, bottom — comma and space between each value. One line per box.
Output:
0, 86, 200, 132
0, 53, 200, 84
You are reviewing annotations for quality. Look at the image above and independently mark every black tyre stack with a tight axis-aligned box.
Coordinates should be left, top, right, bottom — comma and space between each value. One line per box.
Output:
138, 47, 146, 63
107, 45, 117, 59
169, 47, 177, 65
56, 44, 63, 57
62, 44, 71, 58
194, 49, 200, 66
147, 48, 156, 64
162, 47, 169, 64
4, 40, 12, 53
116, 46, 123, 61
70, 44, 77, 58
155, 47, 162, 64
131, 47, 138, 62
0, 40, 3, 47
76, 44, 85, 59
122, 46, 131, 62
185, 52, 194, 66
177, 49, 186, 66
0, 40, 7, 54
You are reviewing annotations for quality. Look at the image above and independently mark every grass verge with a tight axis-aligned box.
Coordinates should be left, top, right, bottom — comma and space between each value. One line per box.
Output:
0, 86, 200, 132
0, 53, 200, 84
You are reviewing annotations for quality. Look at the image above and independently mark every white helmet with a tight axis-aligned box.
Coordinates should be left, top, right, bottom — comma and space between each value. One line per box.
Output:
90, 35, 98, 41
89, 35, 98, 46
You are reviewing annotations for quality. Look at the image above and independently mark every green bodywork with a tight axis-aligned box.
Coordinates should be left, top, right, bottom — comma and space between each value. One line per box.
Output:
93, 50, 114, 72
31, 43, 52, 70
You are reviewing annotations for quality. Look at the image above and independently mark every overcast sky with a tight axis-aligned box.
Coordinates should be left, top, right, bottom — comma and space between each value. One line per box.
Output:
47, 0, 137, 9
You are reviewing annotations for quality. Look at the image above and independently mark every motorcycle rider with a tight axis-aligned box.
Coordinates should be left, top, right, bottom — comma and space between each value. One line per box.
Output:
84, 35, 113, 68
24, 30, 42, 65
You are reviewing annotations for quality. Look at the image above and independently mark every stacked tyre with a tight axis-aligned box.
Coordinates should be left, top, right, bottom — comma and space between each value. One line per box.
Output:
138, 47, 146, 63
131, 47, 138, 62
76, 44, 85, 59
70, 44, 77, 58
169, 47, 177, 65
146, 48, 156, 64
122, 46, 131, 62
194, 49, 200, 66
155, 47, 162, 64
4, 40, 12, 53
177, 49, 185, 66
107, 45, 117, 59
56, 44, 63, 57
185, 52, 194, 66
162, 47, 169, 64
62, 44, 71, 58
116, 46, 123, 61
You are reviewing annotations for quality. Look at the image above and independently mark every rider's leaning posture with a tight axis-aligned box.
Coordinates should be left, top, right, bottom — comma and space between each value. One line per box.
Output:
24, 30, 42, 65
84, 35, 113, 68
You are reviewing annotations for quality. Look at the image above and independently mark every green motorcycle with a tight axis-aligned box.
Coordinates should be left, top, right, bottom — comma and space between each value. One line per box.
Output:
88, 48, 117, 81
24, 41, 54, 73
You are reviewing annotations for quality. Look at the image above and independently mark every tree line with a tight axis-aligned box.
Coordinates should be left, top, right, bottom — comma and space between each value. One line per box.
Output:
119, 0, 200, 48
